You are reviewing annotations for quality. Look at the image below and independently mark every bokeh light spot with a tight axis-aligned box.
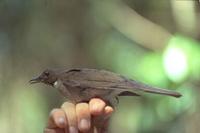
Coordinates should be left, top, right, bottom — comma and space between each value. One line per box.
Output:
163, 46, 188, 82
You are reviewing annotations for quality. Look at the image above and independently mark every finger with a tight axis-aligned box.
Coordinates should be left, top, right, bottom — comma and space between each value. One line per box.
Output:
44, 128, 65, 133
89, 98, 106, 116
61, 102, 78, 133
91, 106, 114, 133
91, 105, 114, 126
101, 105, 114, 128
76, 103, 91, 132
48, 109, 67, 129
104, 106, 114, 116
97, 105, 114, 126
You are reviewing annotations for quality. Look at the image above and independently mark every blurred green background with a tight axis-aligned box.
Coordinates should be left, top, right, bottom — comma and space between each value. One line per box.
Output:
0, 0, 200, 133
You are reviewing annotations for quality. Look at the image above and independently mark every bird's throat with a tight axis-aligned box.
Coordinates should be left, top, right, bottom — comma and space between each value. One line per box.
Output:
53, 80, 62, 88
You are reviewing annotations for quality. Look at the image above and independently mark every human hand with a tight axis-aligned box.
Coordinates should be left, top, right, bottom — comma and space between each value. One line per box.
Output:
44, 98, 114, 133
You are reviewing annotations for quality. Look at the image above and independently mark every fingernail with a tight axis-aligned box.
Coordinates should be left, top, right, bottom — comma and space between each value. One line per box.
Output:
58, 117, 65, 126
79, 119, 90, 131
69, 126, 78, 133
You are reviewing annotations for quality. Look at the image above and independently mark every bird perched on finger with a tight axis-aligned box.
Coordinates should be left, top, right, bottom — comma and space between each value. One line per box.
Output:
30, 68, 182, 106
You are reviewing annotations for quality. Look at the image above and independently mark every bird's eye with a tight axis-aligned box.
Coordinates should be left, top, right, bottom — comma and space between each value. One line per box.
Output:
44, 71, 49, 76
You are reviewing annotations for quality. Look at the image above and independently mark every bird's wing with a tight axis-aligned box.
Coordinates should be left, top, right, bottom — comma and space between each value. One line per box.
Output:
61, 68, 182, 98
61, 68, 126, 88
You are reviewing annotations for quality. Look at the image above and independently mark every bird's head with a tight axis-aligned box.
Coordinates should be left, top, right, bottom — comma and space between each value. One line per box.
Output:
29, 69, 58, 86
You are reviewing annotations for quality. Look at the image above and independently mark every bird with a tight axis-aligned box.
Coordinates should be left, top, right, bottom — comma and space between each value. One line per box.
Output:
30, 68, 182, 106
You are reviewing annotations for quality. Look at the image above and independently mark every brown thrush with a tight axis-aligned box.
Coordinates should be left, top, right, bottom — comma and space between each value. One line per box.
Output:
30, 68, 182, 106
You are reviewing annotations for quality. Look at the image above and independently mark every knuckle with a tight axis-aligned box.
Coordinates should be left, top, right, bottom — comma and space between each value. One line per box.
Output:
50, 108, 60, 116
61, 102, 74, 109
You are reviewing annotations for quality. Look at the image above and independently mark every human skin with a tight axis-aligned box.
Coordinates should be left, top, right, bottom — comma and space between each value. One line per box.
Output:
44, 98, 114, 133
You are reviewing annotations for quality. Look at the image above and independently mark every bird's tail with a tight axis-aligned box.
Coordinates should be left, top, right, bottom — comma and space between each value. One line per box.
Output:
129, 80, 182, 98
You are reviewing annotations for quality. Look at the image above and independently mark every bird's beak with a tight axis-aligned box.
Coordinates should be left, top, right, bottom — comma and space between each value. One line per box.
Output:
29, 76, 41, 84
